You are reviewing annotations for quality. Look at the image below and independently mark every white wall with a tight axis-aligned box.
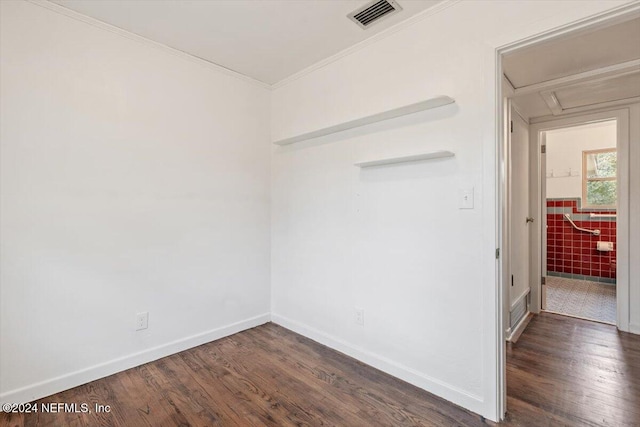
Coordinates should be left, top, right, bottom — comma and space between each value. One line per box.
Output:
509, 110, 530, 310
546, 121, 617, 199
2, 0, 638, 421
0, 1, 271, 403
628, 104, 640, 334
270, 0, 632, 420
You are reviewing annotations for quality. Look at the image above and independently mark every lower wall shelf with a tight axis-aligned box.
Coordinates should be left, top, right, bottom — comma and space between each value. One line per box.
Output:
354, 150, 455, 168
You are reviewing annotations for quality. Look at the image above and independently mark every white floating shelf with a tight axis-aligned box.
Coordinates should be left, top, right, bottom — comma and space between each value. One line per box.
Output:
273, 96, 455, 146
355, 150, 455, 168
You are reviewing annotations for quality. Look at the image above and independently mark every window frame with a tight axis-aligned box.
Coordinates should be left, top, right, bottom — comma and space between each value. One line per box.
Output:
582, 147, 617, 209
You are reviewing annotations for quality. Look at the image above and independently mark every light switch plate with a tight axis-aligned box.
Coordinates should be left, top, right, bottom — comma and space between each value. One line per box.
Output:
459, 187, 474, 209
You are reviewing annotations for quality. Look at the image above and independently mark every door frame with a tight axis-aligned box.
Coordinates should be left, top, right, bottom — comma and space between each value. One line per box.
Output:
507, 104, 532, 330
529, 109, 630, 327
495, 3, 639, 419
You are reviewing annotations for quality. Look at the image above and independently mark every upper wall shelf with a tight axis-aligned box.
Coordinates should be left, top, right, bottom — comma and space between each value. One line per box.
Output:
355, 150, 455, 168
272, 95, 455, 146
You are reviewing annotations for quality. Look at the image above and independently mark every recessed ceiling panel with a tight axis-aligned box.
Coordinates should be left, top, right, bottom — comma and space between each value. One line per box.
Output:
511, 92, 553, 119
554, 73, 640, 109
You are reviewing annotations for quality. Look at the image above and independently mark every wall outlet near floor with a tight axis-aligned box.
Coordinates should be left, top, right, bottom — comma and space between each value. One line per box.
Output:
354, 307, 364, 326
136, 312, 149, 331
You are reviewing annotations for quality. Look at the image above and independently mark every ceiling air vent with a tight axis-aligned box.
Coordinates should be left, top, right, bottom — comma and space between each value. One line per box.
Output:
348, 0, 403, 29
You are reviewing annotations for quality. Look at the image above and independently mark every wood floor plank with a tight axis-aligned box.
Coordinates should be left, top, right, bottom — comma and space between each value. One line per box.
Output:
226, 339, 408, 426
505, 312, 640, 427
2, 312, 639, 426
240, 325, 488, 427
182, 344, 311, 426
189, 335, 333, 426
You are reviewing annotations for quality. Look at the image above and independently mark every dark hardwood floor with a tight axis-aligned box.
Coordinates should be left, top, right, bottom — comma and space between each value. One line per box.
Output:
2, 312, 639, 426
504, 312, 640, 426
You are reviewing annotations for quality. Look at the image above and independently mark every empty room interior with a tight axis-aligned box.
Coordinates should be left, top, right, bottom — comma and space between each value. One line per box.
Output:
1, 1, 639, 426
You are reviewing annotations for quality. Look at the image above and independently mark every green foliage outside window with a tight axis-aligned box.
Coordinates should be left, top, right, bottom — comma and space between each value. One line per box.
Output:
586, 180, 616, 206
583, 149, 616, 208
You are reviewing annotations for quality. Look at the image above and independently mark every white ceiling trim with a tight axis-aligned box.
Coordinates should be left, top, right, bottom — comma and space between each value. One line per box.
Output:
552, 96, 640, 116
29, 0, 271, 90
513, 59, 640, 96
530, 101, 639, 125
497, 3, 640, 57
271, 0, 462, 89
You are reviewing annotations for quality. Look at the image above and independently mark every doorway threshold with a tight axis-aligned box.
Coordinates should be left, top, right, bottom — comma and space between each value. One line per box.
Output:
541, 309, 615, 326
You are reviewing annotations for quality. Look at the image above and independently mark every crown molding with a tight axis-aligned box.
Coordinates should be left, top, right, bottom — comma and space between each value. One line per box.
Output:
271, 0, 462, 89
27, 0, 272, 90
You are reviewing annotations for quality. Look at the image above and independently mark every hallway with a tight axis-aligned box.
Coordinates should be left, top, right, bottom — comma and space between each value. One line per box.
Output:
505, 312, 640, 426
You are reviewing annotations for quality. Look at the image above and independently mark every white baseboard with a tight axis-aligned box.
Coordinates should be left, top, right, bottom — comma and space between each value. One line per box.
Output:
271, 313, 485, 417
0, 313, 271, 405
509, 288, 530, 312
506, 312, 533, 343
629, 322, 640, 335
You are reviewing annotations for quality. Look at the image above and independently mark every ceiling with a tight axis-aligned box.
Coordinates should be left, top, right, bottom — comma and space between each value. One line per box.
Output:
504, 17, 640, 120
51, 0, 443, 85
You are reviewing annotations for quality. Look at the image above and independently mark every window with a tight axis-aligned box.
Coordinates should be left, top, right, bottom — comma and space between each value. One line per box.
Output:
582, 148, 616, 208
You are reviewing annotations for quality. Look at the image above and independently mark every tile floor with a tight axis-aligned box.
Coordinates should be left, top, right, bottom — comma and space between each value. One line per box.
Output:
545, 276, 616, 324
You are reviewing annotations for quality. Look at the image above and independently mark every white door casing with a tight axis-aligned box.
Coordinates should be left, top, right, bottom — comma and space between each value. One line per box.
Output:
509, 107, 531, 321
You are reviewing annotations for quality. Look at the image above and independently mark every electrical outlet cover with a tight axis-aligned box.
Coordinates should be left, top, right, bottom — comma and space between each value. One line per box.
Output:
136, 312, 149, 331
354, 308, 364, 326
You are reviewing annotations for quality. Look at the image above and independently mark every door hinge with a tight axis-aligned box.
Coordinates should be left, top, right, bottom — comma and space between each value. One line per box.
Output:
541, 276, 546, 285
511, 274, 514, 287
510, 121, 513, 133
541, 145, 546, 154
495, 248, 500, 259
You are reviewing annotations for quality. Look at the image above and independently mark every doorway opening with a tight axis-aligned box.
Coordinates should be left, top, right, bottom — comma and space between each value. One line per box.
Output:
497, 5, 639, 421
501, 15, 637, 331
542, 120, 618, 324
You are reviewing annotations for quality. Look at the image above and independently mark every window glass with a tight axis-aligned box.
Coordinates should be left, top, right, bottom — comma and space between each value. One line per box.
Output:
583, 149, 616, 208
